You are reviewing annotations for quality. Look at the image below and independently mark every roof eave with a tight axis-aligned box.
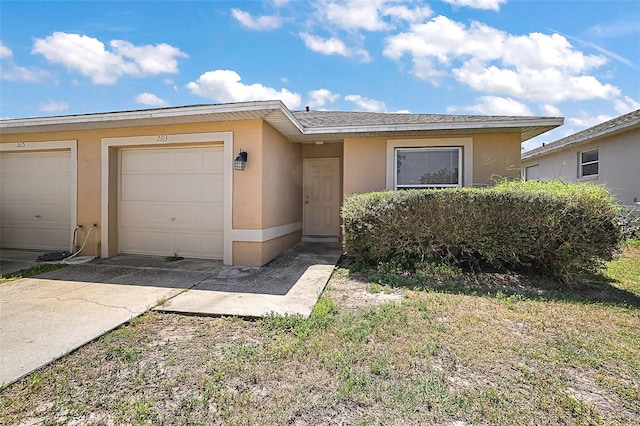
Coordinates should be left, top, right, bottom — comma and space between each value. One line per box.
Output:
522, 117, 640, 160
300, 117, 563, 140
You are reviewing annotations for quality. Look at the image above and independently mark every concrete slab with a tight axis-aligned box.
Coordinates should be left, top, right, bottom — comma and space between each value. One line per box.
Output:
0, 278, 183, 386
0, 242, 343, 386
156, 264, 337, 318
157, 242, 342, 317
0, 249, 45, 276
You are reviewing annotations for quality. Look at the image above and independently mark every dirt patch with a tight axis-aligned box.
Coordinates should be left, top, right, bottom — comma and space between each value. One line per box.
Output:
325, 273, 404, 311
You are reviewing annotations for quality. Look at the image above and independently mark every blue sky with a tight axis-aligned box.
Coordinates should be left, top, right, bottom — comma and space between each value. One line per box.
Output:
1, 0, 638, 150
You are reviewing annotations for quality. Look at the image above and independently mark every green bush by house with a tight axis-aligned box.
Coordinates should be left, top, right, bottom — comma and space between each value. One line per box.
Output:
342, 180, 621, 284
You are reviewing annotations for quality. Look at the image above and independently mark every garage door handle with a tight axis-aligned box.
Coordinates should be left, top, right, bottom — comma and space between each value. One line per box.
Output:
169, 217, 175, 221
34, 214, 41, 218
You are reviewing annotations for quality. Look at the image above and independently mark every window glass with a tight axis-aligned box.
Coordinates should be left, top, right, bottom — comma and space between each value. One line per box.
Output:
396, 148, 460, 188
580, 148, 599, 177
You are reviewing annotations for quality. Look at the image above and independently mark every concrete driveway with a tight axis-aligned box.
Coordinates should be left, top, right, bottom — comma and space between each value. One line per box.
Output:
0, 242, 341, 387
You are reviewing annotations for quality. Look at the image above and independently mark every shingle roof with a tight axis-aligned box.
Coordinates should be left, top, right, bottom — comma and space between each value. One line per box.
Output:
0, 100, 563, 142
293, 110, 545, 127
522, 108, 640, 160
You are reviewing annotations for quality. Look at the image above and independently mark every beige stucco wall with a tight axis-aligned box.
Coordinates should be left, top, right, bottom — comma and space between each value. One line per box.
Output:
343, 137, 387, 195
233, 230, 302, 267
343, 133, 522, 196
521, 127, 640, 206
473, 133, 522, 186
261, 122, 302, 228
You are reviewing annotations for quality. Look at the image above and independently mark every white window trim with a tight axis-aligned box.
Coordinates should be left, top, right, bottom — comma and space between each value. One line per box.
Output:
386, 138, 473, 190
1, 140, 78, 250
578, 148, 599, 180
394, 147, 462, 189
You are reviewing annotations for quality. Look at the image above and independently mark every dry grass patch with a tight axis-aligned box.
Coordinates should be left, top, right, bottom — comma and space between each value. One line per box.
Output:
1, 247, 639, 425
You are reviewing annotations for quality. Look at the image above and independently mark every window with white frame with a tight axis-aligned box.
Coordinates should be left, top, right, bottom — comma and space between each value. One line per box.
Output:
579, 148, 598, 178
524, 164, 539, 181
395, 147, 461, 189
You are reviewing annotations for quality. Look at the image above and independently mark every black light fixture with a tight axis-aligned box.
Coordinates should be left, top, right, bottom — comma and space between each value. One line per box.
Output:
234, 149, 248, 171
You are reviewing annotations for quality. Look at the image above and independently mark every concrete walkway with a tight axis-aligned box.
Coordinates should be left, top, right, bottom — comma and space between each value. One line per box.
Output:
0, 242, 342, 386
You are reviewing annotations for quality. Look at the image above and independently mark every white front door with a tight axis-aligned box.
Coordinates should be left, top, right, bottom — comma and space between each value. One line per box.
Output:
303, 157, 340, 236
119, 146, 224, 259
0, 151, 72, 250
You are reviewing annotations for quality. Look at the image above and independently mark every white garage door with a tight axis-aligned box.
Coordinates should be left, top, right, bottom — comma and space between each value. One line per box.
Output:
119, 146, 224, 259
0, 151, 72, 251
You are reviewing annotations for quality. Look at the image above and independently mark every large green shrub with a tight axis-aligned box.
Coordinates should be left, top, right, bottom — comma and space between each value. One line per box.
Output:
342, 180, 621, 284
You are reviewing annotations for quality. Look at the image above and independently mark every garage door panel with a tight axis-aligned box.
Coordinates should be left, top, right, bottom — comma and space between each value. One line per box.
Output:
174, 175, 205, 202
146, 231, 174, 252
122, 151, 148, 171
146, 175, 175, 202
121, 202, 147, 225
148, 151, 174, 171
146, 204, 175, 225
202, 234, 224, 258
121, 175, 149, 201
37, 203, 70, 222
202, 204, 224, 228
0, 151, 71, 251
120, 146, 224, 259
175, 150, 204, 171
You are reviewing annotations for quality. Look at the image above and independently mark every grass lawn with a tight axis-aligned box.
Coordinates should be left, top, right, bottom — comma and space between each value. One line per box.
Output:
1, 245, 639, 425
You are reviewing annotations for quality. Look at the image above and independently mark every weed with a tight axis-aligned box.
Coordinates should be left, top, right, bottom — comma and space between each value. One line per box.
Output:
105, 346, 140, 363
164, 253, 184, 262
0, 263, 67, 282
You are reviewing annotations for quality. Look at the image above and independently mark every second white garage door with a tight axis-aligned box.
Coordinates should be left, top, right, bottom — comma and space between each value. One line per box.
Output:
119, 146, 224, 259
0, 151, 72, 251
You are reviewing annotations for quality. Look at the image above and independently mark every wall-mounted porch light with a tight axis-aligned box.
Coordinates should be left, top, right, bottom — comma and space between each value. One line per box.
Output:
234, 149, 248, 171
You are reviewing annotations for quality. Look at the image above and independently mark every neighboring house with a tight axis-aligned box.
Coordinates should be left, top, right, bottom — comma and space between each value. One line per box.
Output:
522, 109, 640, 207
0, 101, 562, 266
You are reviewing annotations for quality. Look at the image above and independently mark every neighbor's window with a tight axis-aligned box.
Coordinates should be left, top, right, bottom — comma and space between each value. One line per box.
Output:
579, 149, 598, 178
525, 164, 539, 181
395, 147, 461, 189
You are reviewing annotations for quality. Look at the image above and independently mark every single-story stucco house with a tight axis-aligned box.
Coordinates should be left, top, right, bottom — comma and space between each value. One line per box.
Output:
0, 100, 563, 266
521, 109, 640, 207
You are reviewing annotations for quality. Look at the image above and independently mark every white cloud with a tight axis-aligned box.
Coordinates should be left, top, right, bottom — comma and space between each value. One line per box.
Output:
0, 40, 50, 83
0, 41, 12, 58
384, 16, 621, 103
318, 0, 434, 32
540, 104, 562, 116
136, 92, 169, 107
231, 8, 282, 31
272, 0, 289, 7
32, 32, 187, 84
39, 100, 69, 113
443, 0, 507, 11
0, 62, 50, 83
345, 94, 386, 112
384, 5, 433, 23
322, 0, 390, 32
567, 111, 613, 128
307, 89, 340, 108
449, 96, 533, 116
186, 69, 302, 109
110, 40, 187, 75
613, 95, 640, 114
300, 33, 370, 61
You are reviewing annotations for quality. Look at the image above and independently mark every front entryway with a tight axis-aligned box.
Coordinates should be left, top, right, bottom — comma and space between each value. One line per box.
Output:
303, 157, 340, 237
119, 146, 224, 259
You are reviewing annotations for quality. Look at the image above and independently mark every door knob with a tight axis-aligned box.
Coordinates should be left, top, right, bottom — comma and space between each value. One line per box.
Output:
169, 217, 175, 221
